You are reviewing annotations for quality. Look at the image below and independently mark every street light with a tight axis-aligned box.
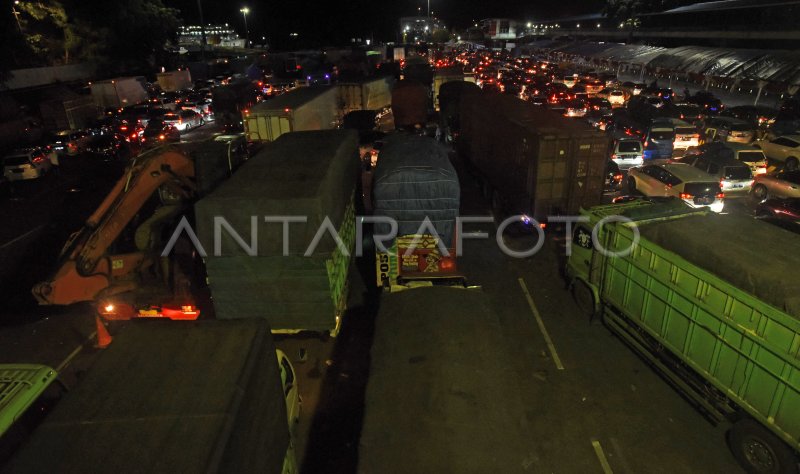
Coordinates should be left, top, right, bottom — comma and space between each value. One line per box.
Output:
239, 7, 249, 45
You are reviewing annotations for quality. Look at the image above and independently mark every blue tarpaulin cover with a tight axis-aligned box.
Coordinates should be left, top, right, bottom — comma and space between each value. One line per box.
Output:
372, 133, 460, 246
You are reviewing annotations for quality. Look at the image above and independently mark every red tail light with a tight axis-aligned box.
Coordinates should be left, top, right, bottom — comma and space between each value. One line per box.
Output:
716, 192, 725, 199
679, 192, 693, 199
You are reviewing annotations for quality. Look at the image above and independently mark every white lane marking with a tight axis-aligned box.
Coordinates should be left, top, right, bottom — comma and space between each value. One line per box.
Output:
0, 225, 45, 250
518, 277, 564, 370
592, 439, 615, 474
55, 331, 97, 373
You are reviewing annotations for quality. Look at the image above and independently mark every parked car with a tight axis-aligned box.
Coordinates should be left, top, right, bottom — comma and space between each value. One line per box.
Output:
607, 90, 627, 107
611, 138, 644, 169
686, 91, 724, 113
681, 153, 754, 194
161, 109, 204, 132
3, 148, 53, 181
84, 134, 131, 162
756, 135, 800, 170
751, 170, 800, 200
722, 106, 778, 128
702, 117, 755, 144
684, 142, 768, 175
755, 197, 800, 231
627, 163, 724, 212
181, 100, 213, 121
141, 120, 180, 145
605, 159, 623, 192
643, 123, 675, 160
563, 100, 588, 118
53, 130, 90, 156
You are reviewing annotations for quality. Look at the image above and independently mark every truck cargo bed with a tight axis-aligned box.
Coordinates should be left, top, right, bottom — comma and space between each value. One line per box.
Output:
359, 287, 534, 473
4, 320, 288, 474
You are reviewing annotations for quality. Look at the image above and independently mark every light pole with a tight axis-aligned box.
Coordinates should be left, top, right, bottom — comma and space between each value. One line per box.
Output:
427, 0, 430, 18
239, 7, 249, 46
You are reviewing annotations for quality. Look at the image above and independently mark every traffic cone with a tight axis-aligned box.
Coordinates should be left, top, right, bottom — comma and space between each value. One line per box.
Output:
94, 315, 113, 349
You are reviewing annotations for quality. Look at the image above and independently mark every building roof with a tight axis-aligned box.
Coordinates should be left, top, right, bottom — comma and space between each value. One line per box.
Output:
657, 0, 800, 15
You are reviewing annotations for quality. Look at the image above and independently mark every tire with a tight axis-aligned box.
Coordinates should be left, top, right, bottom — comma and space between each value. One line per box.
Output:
729, 418, 798, 474
786, 157, 799, 172
752, 184, 769, 202
572, 280, 596, 320
626, 176, 638, 194
199, 118, 205, 126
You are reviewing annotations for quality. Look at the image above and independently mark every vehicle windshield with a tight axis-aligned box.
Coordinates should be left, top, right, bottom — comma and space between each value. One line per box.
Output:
730, 124, 751, 132
675, 127, 697, 136
684, 182, 721, 196
738, 151, 766, 163
4, 155, 30, 166
724, 166, 751, 180
618, 141, 642, 153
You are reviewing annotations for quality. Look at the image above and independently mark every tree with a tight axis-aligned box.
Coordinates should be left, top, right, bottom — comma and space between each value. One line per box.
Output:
64, 0, 180, 75
431, 29, 453, 44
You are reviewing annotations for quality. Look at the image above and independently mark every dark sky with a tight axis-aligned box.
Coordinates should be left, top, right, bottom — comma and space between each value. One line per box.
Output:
167, 0, 605, 47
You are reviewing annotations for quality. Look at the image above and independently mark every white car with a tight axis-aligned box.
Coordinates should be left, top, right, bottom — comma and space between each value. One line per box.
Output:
3, 148, 53, 181
608, 90, 627, 107
611, 138, 644, 169
757, 135, 800, 170
627, 162, 724, 212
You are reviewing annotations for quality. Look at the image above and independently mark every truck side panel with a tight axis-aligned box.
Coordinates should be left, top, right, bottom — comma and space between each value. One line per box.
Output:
599, 223, 800, 449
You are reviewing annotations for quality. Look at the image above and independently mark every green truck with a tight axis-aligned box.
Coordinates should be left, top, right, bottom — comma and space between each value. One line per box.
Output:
566, 200, 800, 473
3, 320, 297, 474
195, 130, 359, 335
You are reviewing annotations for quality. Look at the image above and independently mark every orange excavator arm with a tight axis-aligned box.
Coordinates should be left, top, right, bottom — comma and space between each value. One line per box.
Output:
32, 147, 196, 306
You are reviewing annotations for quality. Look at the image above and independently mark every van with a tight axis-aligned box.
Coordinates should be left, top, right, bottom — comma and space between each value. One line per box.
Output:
702, 117, 755, 144
683, 153, 754, 193
685, 142, 768, 175
643, 123, 675, 160
611, 138, 644, 169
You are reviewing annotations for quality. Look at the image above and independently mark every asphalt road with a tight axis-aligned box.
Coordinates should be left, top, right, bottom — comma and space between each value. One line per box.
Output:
0, 123, 757, 472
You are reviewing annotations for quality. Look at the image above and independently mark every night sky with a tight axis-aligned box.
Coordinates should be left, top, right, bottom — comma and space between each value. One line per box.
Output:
166, 0, 604, 47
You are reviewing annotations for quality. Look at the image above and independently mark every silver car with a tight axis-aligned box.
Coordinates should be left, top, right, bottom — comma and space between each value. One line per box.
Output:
627, 162, 725, 212
682, 153, 754, 194
3, 148, 53, 181
751, 170, 800, 201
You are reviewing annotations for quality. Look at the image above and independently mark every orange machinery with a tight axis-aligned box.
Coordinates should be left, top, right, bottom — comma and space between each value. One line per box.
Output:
32, 146, 202, 320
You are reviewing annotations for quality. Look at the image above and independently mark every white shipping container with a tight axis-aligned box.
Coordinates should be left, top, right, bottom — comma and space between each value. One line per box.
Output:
244, 86, 339, 142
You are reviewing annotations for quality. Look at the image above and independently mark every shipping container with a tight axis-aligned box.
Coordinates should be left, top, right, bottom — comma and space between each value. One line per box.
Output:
567, 200, 800, 474
4, 320, 296, 474
90, 77, 148, 109
244, 86, 339, 142
338, 77, 394, 115
459, 92, 608, 224
156, 69, 193, 92
195, 130, 359, 334
359, 287, 534, 473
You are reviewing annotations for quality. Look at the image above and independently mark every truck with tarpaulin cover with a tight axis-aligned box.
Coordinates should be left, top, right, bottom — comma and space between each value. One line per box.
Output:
243, 86, 339, 143
371, 133, 463, 289
358, 286, 534, 473
566, 200, 800, 474
338, 77, 394, 115
194, 130, 359, 335
3, 320, 296, 474
459, 91, 608, 226
432, 67, 476, 111
211, 79, 259, 132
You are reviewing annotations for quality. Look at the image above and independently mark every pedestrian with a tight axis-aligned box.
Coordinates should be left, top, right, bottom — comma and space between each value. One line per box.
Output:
49, 151, 60, 177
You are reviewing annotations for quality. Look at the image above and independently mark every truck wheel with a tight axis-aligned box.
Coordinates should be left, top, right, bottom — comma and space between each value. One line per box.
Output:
572, 280, 596, 320
729, 418, 798, 474
786, 157, 799, 172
